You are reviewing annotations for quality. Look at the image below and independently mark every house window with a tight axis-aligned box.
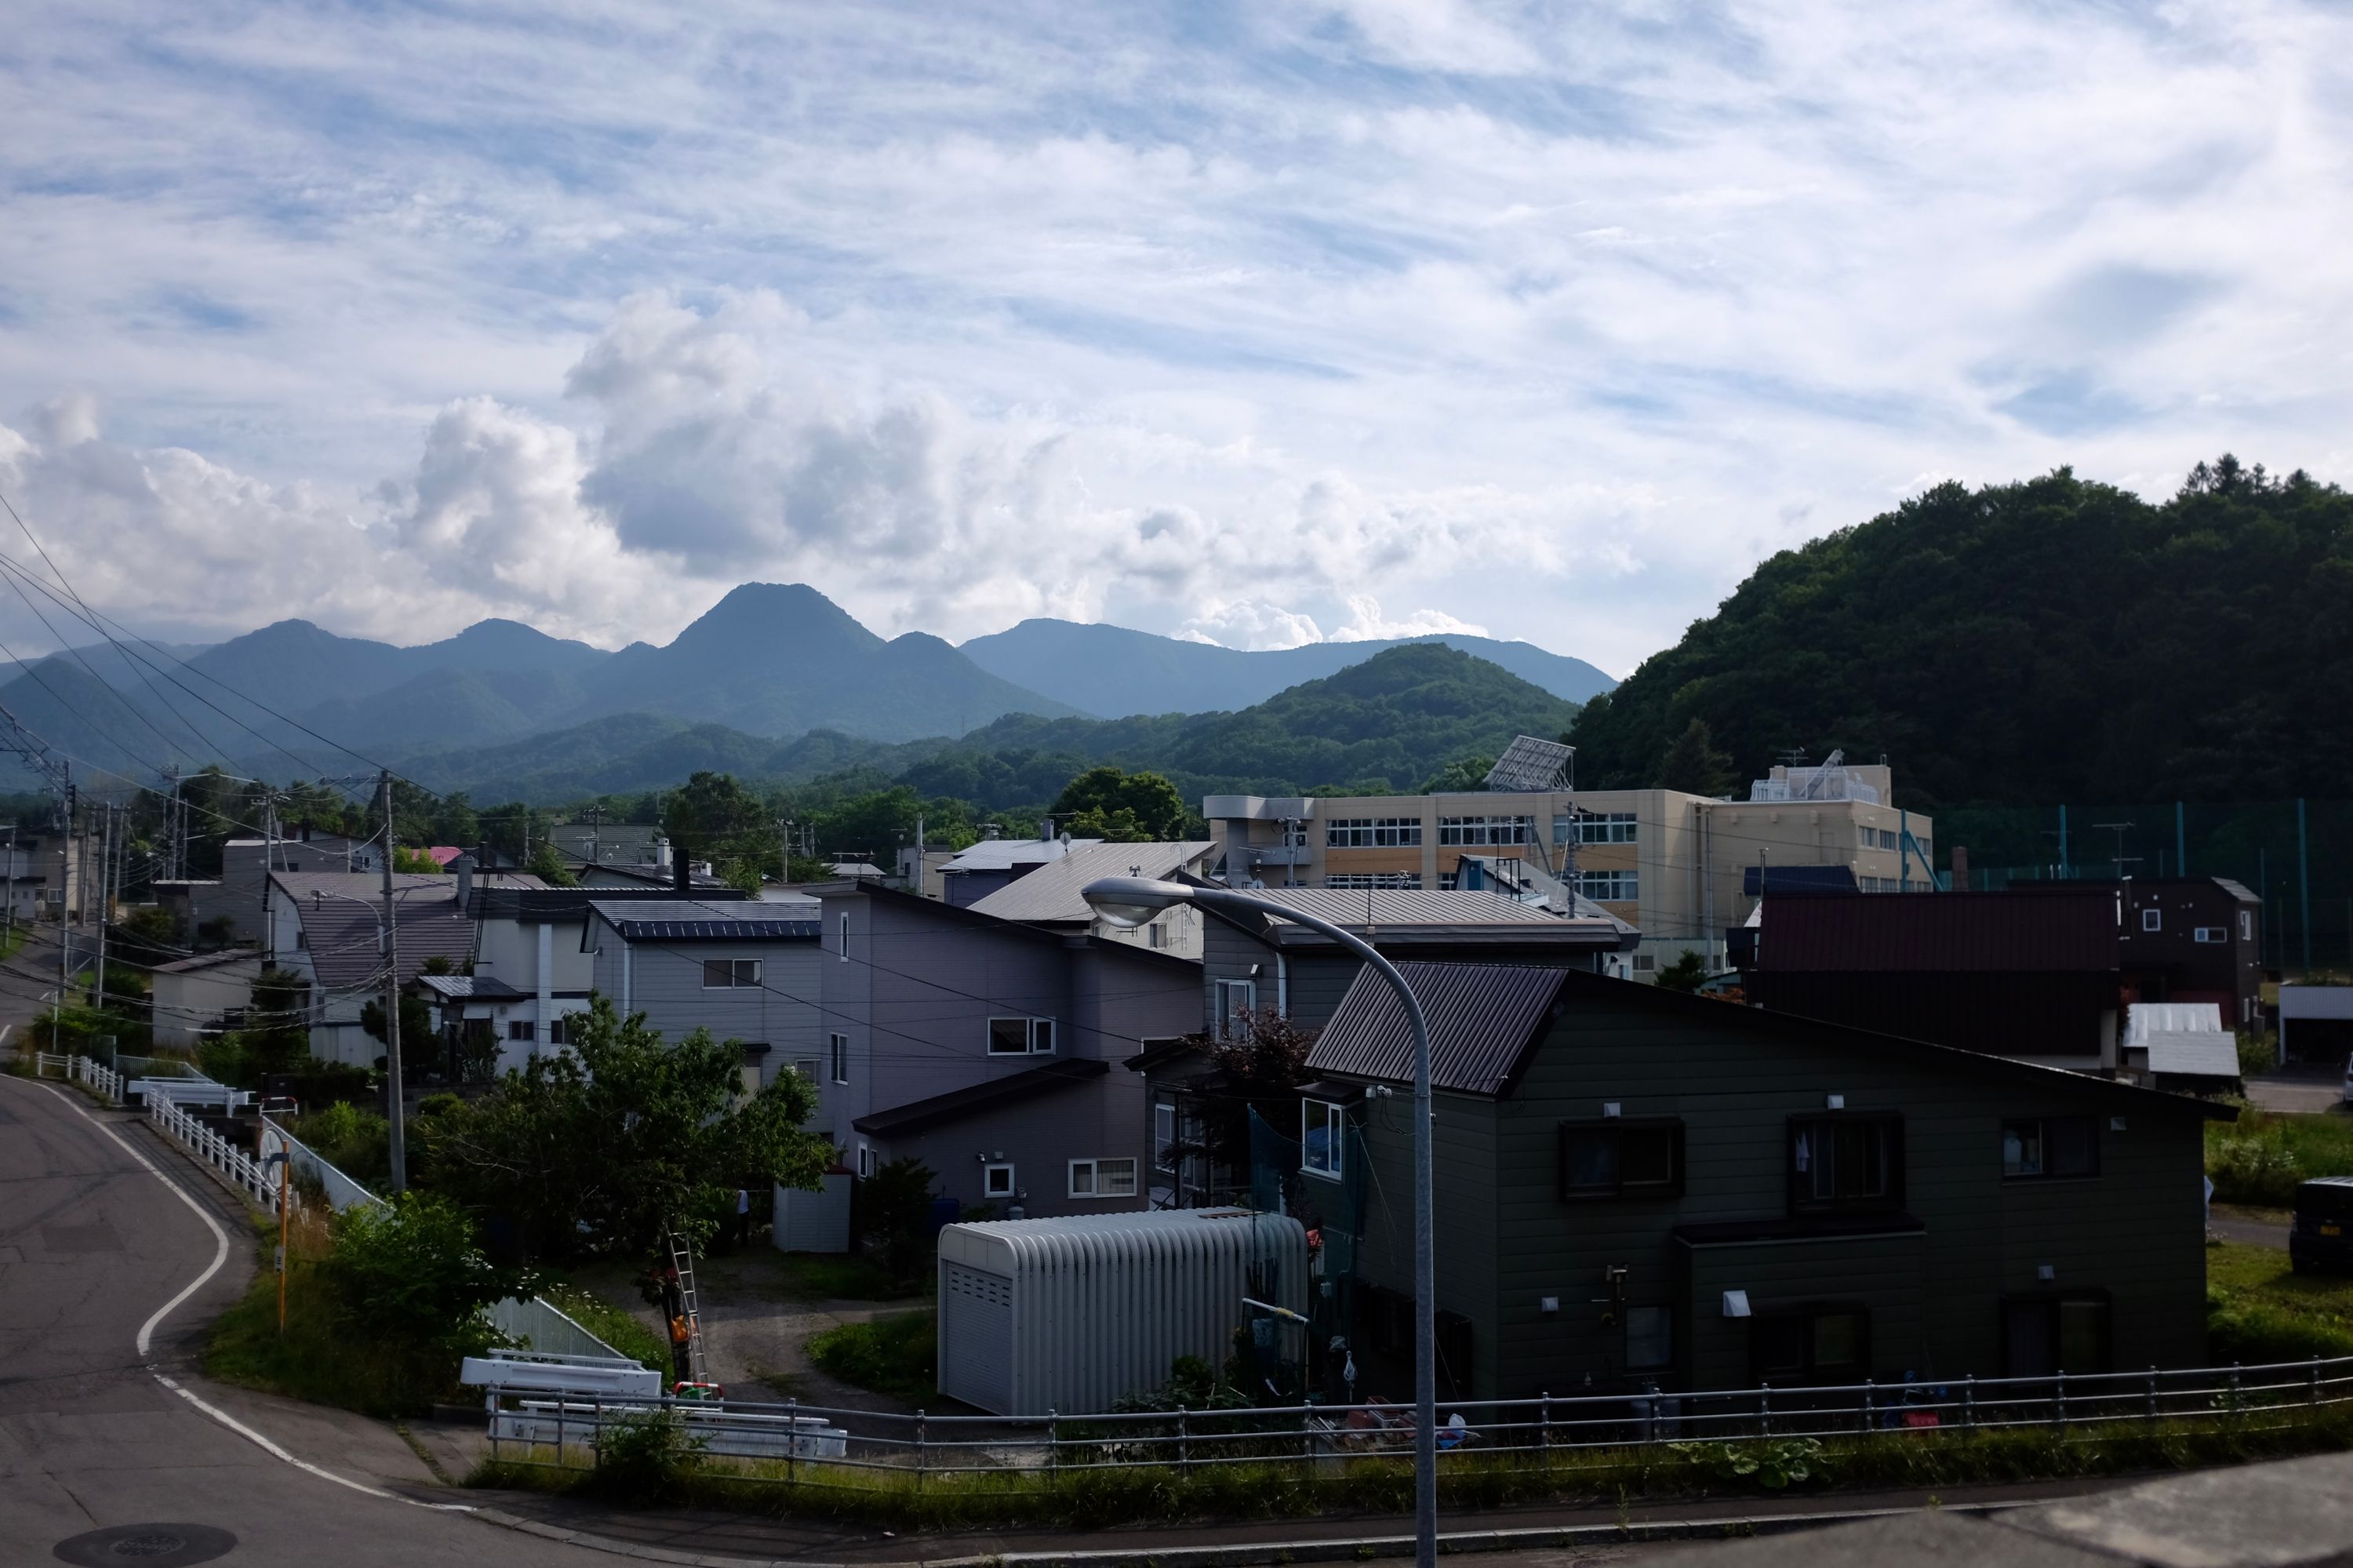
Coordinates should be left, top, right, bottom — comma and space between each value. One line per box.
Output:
1303, 1099, 1344, 1181
547, 1015, 569, 1046
2004, 1295, 2111, 1376
2002, 1117, 2098, 1179
983, 1162, 1016, 1198
1578, 870, 1638, 901
1214, 978, 1257, 1039
703, 959, 761, 988
795, 1057, 820, 1081
986, 1017, 1056, 1055
2194, 926, 2226, 944
838, 911, 849, 962
856, 1144, 874, 1178
2140, 907, 2162, 932
1155, 1103, 1177, 1171
507, 1020, 534, 1041
828, 1031, 849, 1084
1754, 1307, 1871, 1381
1626, 1305, 1674, 1370
1631, 953, 1657, 973
1572, 813, 1638, 845
1069, 1158, 1138, 1198
1790, 1114, 1903, 1213
1326, 817, 1424, 848
2241, 910, 2253, 941
1439, 815, 1534, 846
1558, 1119, 1684, 1200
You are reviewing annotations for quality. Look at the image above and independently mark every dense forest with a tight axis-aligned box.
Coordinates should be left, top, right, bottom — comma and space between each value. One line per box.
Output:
1568, 457, 2353, 809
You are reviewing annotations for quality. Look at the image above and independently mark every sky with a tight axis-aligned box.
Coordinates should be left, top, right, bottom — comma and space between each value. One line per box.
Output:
1, 0, 2348, 677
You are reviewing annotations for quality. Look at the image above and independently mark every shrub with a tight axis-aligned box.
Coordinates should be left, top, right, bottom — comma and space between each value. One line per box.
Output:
325, 1191, 528, 1359
1668, 1437, 1829, 1491
2210, 1134, 2301, 1207
806, 1311, 936, 1402
591, 1407, 703, 1502
2238, 1031, 2278, 1081
296, 1101, 391, 1190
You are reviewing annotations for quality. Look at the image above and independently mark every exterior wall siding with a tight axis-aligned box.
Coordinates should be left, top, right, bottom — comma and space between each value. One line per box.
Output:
1339, 988, 2209, 1401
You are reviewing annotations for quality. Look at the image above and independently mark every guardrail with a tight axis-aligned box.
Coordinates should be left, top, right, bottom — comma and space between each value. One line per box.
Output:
33, 1050, 70, 1077
70, 1053, 122, 1102
478, 1354, 2353, 1488
259, 1115, 386, 1213
151, 1092, 276, 1207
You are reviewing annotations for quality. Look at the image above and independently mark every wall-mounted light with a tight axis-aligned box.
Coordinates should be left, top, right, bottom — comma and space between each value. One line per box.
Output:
1540, 1296, 1559, 1315
1602, 1102, 1622, 1119
1825, 1093, 1846, 1110
2037, 1264, 2057, 1282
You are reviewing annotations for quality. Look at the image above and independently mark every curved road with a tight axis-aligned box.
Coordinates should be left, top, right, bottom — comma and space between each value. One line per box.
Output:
0, 948, 612, 1565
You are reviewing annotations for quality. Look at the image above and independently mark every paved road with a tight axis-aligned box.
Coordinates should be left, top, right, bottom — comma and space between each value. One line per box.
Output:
0, 979, 613, 1563
2246, 1068, 2347, 1116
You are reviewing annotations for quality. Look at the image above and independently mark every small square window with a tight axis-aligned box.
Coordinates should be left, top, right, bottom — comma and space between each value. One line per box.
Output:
1560, 1119, 1684, 1200
2006, 1116, 2098, 1179
1791, 1115, 1902, 1213
795, 1057, 820, 1080
507, 1019, 534, 1042
988, 1017, 1031, 1055
984, 1162, 1016, 1198
2141, 908, 2162, 933
1626, 1305, 1673, 1370
2194, 926, 2226, 944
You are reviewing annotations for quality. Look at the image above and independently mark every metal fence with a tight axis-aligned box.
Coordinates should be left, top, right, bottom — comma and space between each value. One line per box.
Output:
483, 1354, 2353, 1487
489, 1297, 635, 1362
151, 1092, 278, 1206
260, 1115, 386, 1213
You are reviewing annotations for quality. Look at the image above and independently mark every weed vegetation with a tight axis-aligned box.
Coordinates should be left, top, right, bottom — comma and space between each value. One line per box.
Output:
805, 1310, 936, 1402
2207, 1110, 2353, 1206
2207, 1240, 2353, 1362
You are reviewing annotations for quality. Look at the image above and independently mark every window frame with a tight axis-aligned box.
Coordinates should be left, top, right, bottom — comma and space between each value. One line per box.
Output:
1557, 1117, 1686, 1201
1302, 1097, 1345, 1182
2002, 1115, 2100, 1181
2241, 910, 2254, 941
987, 1016, 1033, 1056
828, 1031, 849, 1085
507, 1019, 534, 1042
2140, 907, 2162, 932
1751, 1304, 1872, 1383
2002, 1290, 2113, 1376
2194, 926, 2226, 944
1577, 869, 1639, 902
1068, 1157, 1139, 1199
1154, 1102, 1178, 1171
983, 1162, 1016, 1199
1214, 978, 1257, 1039
702, 957, 761, 988
838, 911, 849, 962
1573, 812, 1638, 846
1787, 1111, 1905, 1215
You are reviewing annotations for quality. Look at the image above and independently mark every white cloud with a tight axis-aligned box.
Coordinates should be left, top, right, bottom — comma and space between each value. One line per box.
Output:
1176, 599, 1328, 651
0, 0, 2345, 674
1327, 595, 1489, 642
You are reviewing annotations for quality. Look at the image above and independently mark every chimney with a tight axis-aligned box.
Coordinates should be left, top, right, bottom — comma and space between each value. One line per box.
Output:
673, 844, 689, 893
454, 853, 475, 908
1951, 845, 1970, 893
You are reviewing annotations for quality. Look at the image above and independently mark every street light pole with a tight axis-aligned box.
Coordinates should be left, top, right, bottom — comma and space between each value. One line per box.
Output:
1081, 875, 1439, 1568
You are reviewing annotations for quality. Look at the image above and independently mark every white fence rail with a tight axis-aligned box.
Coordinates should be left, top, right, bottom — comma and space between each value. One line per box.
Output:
71, 1053, 123, 1102
151, 1093, 276, 1206
481, 1355, 2353, 1488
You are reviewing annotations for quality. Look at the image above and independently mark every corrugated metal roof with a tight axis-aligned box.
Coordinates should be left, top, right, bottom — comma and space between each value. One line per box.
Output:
969, 839, 1216, 924
1307, 961, 1569, 1095
470, 885, 755, 922
591, 899, 823, 942
2144, 1031, 2240, 1076
945, 837, 1103, 873
272, 869, 543, 989
2127, 1002, 2224, 1042
1241, 886, 1592, 928
415, 973, 526, 1000
1758, 890, 2118, 972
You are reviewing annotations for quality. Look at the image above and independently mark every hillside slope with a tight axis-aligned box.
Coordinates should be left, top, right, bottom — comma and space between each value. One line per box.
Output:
1567, 457, 2353, 807
959, 618, 1614, 715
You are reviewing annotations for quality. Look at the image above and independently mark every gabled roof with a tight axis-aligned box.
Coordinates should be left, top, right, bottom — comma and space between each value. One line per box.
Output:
577, 861, 736, 889
587, 897, 821, 943
415, 973, 526, 1001
1308, 959, 2237, 1118
152, 951, 260, 976
271, 869, 544, 989
1197, 881, 1628, 951
968, 839, 1217, 925
470, 884, 754, 923
1756, 890, 2119, 972
945, 837, 1102, 874
827, 882, 1203, 975
853, 1058, 1109, 1137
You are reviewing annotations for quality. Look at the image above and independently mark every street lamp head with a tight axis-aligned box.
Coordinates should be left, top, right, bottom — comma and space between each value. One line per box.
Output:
1080, 875, 1192, 930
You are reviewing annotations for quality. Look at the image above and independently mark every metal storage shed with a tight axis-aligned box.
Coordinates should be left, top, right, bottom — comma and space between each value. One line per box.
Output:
936, 1209, 1309, 1416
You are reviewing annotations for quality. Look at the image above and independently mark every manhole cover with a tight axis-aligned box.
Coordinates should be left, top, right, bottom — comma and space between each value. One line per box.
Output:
53, 1523, 236, 1566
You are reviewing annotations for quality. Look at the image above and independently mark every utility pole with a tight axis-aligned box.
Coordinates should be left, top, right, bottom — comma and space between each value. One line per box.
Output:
377, 771, 409, 1191
5, 823, 16, 937
94, 804, 111, 1006
2298, 798, 2311, 978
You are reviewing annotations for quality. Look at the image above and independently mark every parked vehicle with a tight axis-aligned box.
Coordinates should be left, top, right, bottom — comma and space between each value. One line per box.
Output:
2289, 1177, 2353, 1275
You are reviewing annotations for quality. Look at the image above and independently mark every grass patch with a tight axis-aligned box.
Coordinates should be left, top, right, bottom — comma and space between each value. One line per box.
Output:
2209, 1239, 2353, 1362
805, 1310, 936, 1402
2208, 1108, 2353, 1206
205, 1210, 460, 1417
540, 1282, 667, 1371
769, 1253, 918, 1301
471, 1402, 2353, 1529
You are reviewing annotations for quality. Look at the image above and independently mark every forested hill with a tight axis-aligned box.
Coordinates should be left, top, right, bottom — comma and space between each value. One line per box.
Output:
1567, 457, 2353, 809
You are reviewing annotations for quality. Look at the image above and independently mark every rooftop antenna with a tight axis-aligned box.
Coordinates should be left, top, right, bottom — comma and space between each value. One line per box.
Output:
2093, 821, 2140, 881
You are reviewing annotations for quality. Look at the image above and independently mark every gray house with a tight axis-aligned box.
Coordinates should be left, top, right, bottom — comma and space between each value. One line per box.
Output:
1297, 961, 2227, 1405
818, 882, 1199, 1210
583, 897, 824, 1094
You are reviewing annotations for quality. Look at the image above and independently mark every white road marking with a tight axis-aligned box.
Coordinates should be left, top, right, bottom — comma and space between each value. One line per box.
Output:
24, 1079, 474, 1515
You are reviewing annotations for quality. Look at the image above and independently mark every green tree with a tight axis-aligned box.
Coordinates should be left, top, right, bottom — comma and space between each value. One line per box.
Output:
527, 840, 580, 887
1050, 766, 1190, 840
425, 996, 829, 1264
662, 771, 765, 883
1418, 754, 1496, 793
244, 968, 315, 1077
1658, 719, 1735, 797
1653, 951, 1710, 993
325, 1191, 530, 1359
360, 991, 436, 1061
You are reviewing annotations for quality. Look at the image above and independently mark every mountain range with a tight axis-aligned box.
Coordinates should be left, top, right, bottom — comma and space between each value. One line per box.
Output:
0, 583, 1608, 796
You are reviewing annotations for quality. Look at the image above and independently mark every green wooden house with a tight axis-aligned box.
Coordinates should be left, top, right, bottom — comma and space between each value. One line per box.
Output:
1291, 961, 2230, 1402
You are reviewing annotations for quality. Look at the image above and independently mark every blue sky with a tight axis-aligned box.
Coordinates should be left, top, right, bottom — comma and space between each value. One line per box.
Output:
2, 0, 2348, 675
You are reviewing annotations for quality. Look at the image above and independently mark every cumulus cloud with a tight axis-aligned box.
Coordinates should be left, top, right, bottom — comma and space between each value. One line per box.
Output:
1175, 599, 1327, 650
1327, 595, 1489, 642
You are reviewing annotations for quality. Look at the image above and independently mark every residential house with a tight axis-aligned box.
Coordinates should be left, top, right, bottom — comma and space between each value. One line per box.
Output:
940, 835, 1102, 908
584, 897, 824, 1094
150, 951, 265, 1051
1203, 753, 1935, 976
0, 830, 46, 923
1296, 961, 2223, 1404
2011, 878, 2264, 1035
1140, 884, 1637, 1208
431, 882, 758, 1076
214, 832, 365, 947
266, 869, 540, 1066
965, 839, 1219, 959
816, 882, 1199, 1212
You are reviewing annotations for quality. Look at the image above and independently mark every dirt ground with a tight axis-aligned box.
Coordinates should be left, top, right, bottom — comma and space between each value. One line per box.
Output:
569, 1228, 931, 1417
